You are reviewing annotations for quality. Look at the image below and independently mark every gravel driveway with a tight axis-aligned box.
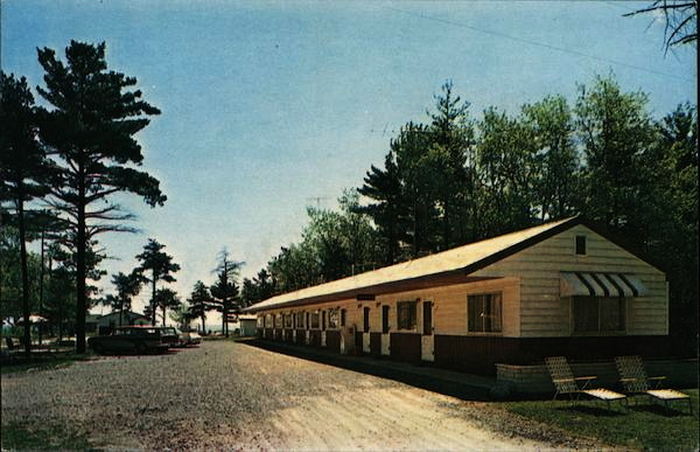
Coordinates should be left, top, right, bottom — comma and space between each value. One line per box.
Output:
2, 341, 595, 450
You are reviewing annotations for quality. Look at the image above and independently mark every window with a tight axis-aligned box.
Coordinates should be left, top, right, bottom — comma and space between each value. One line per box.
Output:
274, 314, 283, 328
340, 309, 346, 327
265, 314, 273, 328
257, 317, 263, 328
284, 314, 292, 328
363, 307, 370, 332
397, 301, 417, 330
573, 296, 625, 333
305, 312, 310, 330
575, 235, 587, 255
310, 312, 320, 329
295, 312, 304, 329
467, 293, 502, 333
321, 310, 327, 330
328, 308, 339, 329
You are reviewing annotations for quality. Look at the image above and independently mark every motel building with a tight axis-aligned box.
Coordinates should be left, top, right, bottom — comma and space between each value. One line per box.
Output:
244, 216, 675, 386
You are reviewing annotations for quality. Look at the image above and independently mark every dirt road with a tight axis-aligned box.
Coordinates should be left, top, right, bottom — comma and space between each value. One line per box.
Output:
2, 340, 592, 450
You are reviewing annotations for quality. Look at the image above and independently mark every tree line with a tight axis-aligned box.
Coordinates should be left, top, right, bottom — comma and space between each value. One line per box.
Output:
2, 39, 696, 355
240, 77, 697, 355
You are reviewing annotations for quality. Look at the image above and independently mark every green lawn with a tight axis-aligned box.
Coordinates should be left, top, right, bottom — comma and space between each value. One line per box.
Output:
0, 352, 94, 375
0, 422, 91, 451
505, 389, 699, 450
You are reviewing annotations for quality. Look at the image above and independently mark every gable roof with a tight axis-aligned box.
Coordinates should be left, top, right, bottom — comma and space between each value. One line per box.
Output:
245, 216, 582, 313
243, 215, 663, 313
97, 311, 148, 320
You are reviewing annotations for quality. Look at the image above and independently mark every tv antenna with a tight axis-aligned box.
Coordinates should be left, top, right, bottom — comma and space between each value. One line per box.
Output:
306, 196, 330, 208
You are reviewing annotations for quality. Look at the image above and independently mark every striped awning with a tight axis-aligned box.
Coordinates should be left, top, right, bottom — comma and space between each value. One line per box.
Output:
560, 272, 646, 297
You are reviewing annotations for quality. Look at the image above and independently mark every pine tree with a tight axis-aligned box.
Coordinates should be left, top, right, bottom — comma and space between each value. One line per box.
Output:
135, 239, 180, 326
102, 271, 142, 326
154, 288, 181, 327
187, 281, 213, 334
36, 41, 165, 353
210, 249, 244, 337
1, 72, 51, 357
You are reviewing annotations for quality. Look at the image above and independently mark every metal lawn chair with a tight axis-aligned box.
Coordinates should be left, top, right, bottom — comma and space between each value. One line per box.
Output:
615, 355, 692, 415
545, 356, 628, 411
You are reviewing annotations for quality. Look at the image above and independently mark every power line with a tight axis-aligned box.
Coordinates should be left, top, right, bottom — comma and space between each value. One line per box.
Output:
385, 6, 694, 82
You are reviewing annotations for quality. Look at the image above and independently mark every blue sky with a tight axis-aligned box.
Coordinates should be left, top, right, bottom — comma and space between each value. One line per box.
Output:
2, 0, 696, 321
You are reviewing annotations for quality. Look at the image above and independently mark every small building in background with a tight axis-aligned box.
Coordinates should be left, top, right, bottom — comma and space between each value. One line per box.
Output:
237, 314, 258, 337
86, 314, 101, 334
97, 311, 150, 335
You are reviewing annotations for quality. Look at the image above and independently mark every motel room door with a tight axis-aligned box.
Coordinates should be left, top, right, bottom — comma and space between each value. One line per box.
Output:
381, 305, 390, 356
362, 307, 371, 353
421, 301, 434, 362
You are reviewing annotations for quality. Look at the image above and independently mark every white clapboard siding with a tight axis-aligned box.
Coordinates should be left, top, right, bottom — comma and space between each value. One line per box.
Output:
472, 224, 667, 337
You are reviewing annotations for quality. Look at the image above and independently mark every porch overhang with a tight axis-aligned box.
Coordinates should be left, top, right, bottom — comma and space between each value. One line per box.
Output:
245, 273, 502, 313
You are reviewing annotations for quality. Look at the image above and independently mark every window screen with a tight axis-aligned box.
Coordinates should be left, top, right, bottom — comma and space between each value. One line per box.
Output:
397, 301, 417, 330
573, 296, 625, 332
467, 293, 502, 333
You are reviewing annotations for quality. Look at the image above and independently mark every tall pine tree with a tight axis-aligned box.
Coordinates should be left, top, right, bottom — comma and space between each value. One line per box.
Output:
36, 41, 165, 352
1, 72, 51, 357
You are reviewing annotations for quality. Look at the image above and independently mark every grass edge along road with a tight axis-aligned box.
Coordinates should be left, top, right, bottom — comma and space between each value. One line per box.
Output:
1, 352, 97, 375
1, 422, 91, 451
504, 389, 699, 450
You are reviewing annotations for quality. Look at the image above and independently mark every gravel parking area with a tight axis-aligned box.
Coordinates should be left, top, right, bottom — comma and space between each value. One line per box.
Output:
2, 341, 600, 450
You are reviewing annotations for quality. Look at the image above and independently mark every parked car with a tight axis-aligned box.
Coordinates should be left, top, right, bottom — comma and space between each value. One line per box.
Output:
158, 327, 182, 348
178, 330, 202, 346
88, 326, 170, 355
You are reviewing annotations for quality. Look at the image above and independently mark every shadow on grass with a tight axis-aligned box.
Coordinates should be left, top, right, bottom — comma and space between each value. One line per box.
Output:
1, 422, 92, 451
628, 402, 693, 417
554, 404, 628, 417
0, 352, 92, 375
242, 339, 493, 402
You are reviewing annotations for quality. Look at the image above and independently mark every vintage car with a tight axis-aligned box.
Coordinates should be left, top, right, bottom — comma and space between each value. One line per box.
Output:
158, 326, 182, 348
88, 326, 171, 354
178, 330, 202, 346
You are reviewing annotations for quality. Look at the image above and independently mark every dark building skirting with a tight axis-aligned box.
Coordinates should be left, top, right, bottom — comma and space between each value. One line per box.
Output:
326, 330, 341, 352
434, 334, 672, 375
310, 330, 322, 347
258, 327, 672, 377
390, 332, 421, 363
370, 333, 382, 356
257, 328, 262, 337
